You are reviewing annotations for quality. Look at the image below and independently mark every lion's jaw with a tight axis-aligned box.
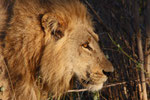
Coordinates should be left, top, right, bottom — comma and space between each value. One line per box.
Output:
87, 83, 104, 91
84, 74, 108, 91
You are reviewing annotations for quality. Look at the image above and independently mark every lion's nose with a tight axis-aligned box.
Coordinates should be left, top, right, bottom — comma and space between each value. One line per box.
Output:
101, 56, 114, 73
102, 70, 112, 77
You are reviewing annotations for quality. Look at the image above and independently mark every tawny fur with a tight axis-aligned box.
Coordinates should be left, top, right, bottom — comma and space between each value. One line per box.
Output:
0, 0, 8, 31
0, 0, 10, 99
0, 0, 114, 100
0, 48, 10, 100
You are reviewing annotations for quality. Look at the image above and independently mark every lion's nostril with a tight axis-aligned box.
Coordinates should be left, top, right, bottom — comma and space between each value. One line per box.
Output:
102, 70, 112, 77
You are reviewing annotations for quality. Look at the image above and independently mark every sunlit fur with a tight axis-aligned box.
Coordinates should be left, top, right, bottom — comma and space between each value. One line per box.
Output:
0, 0, 114, 99
0, 0, 9, 100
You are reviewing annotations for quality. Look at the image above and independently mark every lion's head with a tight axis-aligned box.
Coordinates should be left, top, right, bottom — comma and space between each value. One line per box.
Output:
40, 0, 114, 97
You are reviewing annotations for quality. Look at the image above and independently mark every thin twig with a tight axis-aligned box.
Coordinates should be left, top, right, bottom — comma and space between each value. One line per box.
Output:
84, 0, 113, 33
107, 33, 137, 64
67, 89, 88, 93
67, 78, 150, 93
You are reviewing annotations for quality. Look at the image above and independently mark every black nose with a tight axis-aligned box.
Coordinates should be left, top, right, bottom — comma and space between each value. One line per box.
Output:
102, 70, 112, 77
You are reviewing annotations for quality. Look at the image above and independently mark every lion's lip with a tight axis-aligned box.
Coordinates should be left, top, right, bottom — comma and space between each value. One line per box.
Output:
80, 76, 108, 91
80, 75, 108, 84
86, 78, 107, 91
86, 83, 104, 91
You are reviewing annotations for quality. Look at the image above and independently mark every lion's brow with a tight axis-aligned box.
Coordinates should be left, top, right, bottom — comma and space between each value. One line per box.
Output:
88, 31, 99, 42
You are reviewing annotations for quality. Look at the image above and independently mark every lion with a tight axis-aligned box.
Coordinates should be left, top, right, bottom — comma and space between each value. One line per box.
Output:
0, 0, 114, 99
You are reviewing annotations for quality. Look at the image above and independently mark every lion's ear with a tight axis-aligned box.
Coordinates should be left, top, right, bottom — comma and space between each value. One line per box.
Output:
41, 13, 64, 40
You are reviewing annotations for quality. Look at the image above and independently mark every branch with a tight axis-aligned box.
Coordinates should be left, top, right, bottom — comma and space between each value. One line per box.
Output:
67, 78, 150, 93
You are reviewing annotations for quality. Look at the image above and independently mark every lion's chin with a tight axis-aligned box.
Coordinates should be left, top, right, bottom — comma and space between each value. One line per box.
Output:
86, 83, 104, 92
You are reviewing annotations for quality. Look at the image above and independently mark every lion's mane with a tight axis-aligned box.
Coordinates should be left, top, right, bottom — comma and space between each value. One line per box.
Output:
0, 0, 93, 99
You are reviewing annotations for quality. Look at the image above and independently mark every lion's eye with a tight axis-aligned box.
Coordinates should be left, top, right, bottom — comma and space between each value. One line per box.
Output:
82, 42, 93, 51
82, 42, 88, 48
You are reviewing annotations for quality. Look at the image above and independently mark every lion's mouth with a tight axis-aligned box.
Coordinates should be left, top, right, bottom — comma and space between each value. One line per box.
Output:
80, 76, 108, 91
72, 72, 108, 92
